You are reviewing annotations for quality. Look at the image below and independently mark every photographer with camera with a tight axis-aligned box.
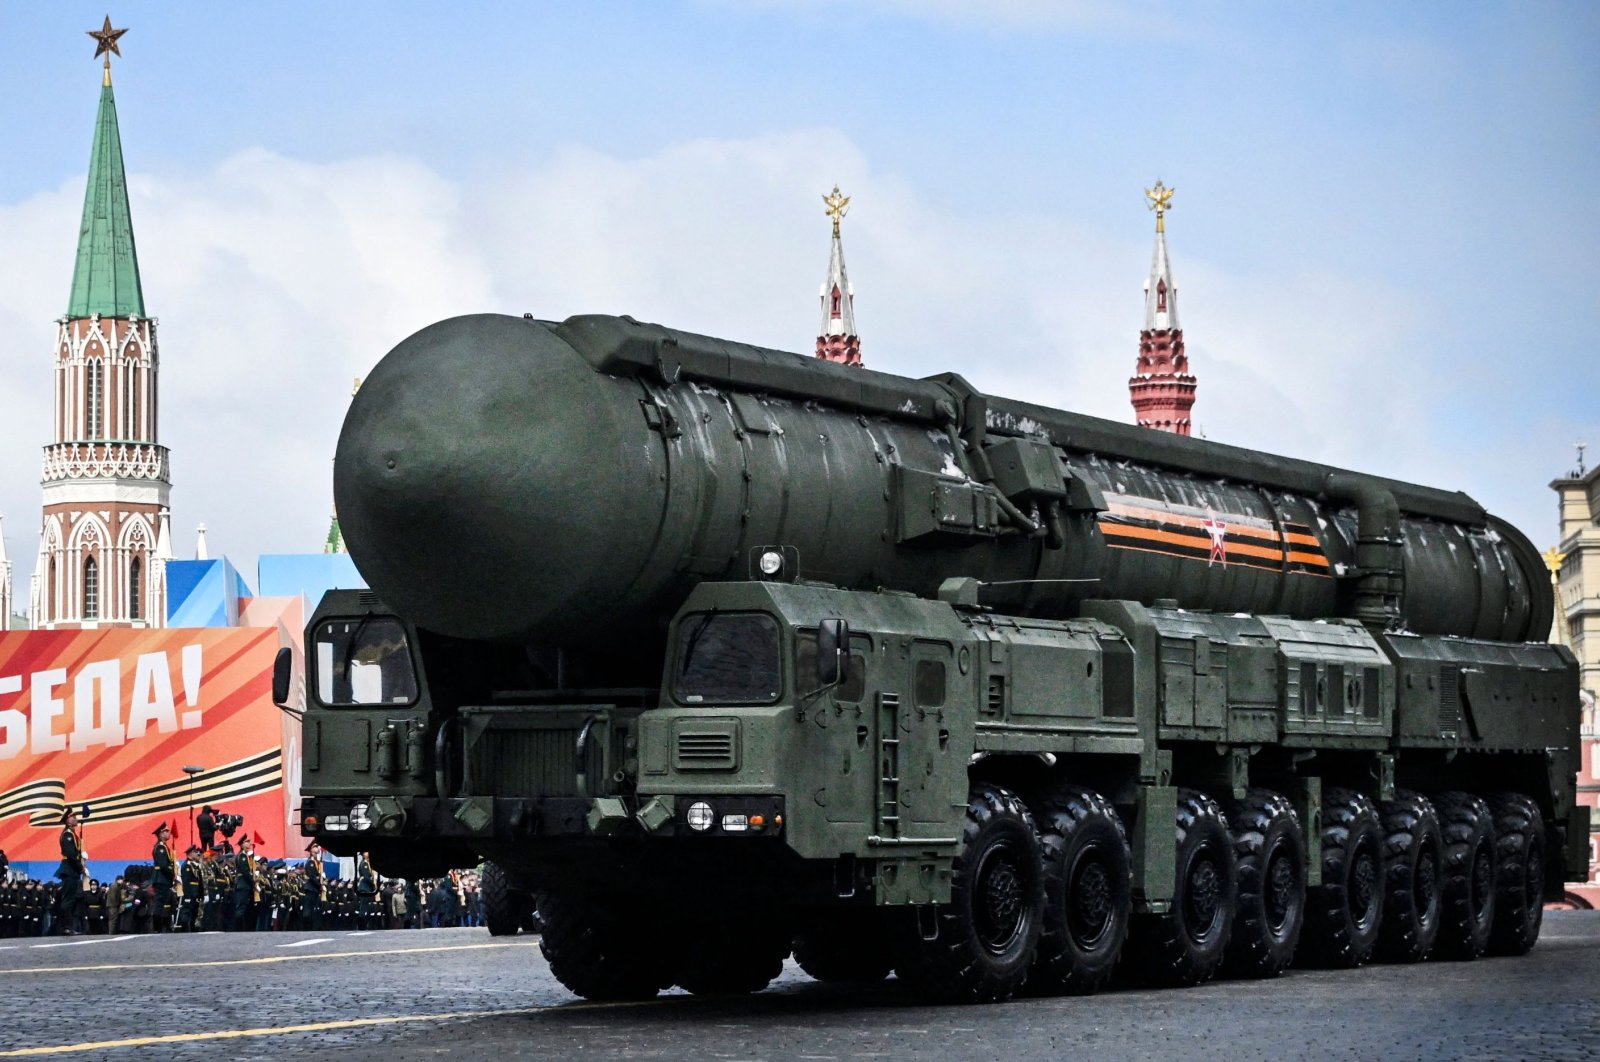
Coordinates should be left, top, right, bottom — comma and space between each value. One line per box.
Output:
196, 806, 217, 853
215, 811, 244, 855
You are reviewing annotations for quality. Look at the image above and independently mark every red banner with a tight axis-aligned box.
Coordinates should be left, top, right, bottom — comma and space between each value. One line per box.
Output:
0, 627, 296, 862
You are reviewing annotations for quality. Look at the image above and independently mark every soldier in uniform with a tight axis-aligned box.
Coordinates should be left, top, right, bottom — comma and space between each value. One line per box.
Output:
25, 880, 48, 936
150, 822, 179, 932
86, 881, 106, 934
0, 879, 16, 937
256, 857, 274, 931
55, 807, 86, 935
179, 847, 203, 931
106, 876, 125, 935
231, 835, 258, 931
446, 869, 465, 927
355, 851, 378, 929
302, 843, 327, 930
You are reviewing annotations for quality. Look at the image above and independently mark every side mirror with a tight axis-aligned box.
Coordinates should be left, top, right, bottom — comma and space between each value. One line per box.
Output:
272, 647, 294, 707
817, 618, 848, 689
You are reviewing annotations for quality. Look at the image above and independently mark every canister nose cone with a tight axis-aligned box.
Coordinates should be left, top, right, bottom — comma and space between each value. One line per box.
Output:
334, 314, 651, 642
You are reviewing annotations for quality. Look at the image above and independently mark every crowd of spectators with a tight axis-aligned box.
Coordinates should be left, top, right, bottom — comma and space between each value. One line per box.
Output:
0, 846, 486, 936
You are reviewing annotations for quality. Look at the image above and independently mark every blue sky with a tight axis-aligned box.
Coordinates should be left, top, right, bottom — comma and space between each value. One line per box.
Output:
0, 2, 1595, 597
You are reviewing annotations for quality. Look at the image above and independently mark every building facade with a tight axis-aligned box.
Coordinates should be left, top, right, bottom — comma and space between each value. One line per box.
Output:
1552, 459, 1600, 902
30, 61, 170, 630
1129, 180, 1196, 434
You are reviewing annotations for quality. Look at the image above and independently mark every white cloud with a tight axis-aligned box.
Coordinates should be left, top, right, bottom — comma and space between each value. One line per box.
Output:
0, 128, 1561, 605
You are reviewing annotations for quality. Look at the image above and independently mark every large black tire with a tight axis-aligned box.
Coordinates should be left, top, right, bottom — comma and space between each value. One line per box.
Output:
1487, 792, 1544, 956
1433, 791, 1496, 961
674, 916, 791, 995
1223, 789, 1304, 978
892, 783, 1044, 1003
1302, 788, 1383, 968
1376, 790, 1443, 963
482, 862, 524, 937
793, 909, 895, 984
539, 893, 674, 1001
1027, 785, 1131, 996
1125, 788, 1236, 987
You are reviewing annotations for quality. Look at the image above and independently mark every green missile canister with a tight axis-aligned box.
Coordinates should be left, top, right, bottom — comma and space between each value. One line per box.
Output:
334, 313, 1549, 646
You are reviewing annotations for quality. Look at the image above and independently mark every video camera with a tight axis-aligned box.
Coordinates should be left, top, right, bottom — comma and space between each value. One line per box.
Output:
216, 813, 245, 838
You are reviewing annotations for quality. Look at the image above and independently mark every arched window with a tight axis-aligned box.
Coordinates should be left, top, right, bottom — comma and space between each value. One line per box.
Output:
129, 557, 142, 620
831, 287, 842, 317
131, 363, 142, 440
83, 556, 99, 620
87, 360, 103, 438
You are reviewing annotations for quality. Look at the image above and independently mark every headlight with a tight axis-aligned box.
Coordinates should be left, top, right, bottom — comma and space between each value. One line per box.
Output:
721, 814, 749, 832
323, 815, 350, 832
686, 801, 715, 831
350, 803, 372, 831
758, 551, 784, 576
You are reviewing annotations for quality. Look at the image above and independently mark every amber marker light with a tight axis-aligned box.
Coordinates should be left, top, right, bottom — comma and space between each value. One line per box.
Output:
749, 814, 766, 828
303, 815, 319, 830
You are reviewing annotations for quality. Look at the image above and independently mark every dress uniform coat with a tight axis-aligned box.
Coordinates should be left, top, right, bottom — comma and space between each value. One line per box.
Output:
55, 825, 86, 933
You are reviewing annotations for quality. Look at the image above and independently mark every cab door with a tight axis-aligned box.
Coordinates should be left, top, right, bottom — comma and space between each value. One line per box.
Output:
905, 639, 964, 833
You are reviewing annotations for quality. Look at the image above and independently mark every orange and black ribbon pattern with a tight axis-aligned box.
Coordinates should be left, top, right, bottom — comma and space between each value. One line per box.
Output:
1097, 494, 1332, 577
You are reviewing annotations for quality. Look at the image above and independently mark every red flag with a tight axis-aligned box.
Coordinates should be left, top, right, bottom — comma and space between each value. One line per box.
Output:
253, 831, 266, 845
170, 819, 179, 836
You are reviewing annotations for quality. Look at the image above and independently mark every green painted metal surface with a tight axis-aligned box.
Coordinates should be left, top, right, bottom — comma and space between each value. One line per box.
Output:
66, 81, 145, 319
298, 311, 1585, 924
334, 314, 1548, 646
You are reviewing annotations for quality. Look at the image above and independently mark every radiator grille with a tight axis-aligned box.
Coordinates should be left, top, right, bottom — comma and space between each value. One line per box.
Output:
470, 726, 598, 797
1438, 669, 1461, 739
987, 675, 1006, 714
674, 722, 739, 770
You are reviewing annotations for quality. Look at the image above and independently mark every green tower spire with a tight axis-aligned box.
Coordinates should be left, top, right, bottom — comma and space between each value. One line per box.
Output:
66, 70, 145, 318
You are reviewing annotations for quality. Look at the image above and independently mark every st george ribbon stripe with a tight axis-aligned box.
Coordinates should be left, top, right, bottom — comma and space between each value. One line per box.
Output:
0, 779, 67, 820
19, 748, 284, 827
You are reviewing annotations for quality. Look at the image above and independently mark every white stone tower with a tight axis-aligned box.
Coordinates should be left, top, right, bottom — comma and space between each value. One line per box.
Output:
31, 23, 169, 630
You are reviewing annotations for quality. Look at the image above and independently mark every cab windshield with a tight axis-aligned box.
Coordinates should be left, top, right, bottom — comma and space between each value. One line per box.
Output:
314, 616, 419, 706
673, 612, 781, 705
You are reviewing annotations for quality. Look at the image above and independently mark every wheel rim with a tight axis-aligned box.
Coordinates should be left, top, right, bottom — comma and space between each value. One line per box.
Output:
1469, 840, 1494, 925
1350, 838, 1380, 933
1183, 846, 1223, 944
1264, 842, 1298, 938
1524, 838, 1544, 907
1414, 837, 1441, 924
974, 841, 1028, 955
1067, 843, 1113, 949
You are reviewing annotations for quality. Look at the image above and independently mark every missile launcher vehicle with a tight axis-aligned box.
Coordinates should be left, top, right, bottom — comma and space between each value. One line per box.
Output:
288, 311, 1585, 1002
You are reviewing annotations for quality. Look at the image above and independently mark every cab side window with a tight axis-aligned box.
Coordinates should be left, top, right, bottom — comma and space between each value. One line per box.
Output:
796, 630, 868, 701
914, 658, 946, 708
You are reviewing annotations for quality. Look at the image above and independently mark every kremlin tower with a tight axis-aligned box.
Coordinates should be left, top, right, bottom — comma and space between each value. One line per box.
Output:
815, 185, 862, 366
30, 20, 170, 630
1129, 180, 1196, 434
0, 517, 11, 630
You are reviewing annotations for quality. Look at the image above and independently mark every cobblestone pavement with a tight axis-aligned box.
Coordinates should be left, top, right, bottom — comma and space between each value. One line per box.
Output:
1, 912, 1596, 1060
